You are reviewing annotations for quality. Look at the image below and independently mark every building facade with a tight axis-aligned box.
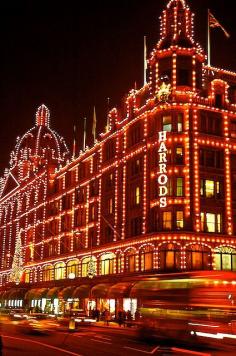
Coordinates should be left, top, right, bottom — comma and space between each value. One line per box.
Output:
1, 0, 236, 316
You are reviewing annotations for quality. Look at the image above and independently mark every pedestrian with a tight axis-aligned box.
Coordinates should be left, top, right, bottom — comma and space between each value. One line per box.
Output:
104, 309, 110, 326
117, 310, 124, 327
135, 309, 141, 321
96, 309, 100, 321
0, 334, 2, 356
123, 310, 127, 327
127, 310, 132, 327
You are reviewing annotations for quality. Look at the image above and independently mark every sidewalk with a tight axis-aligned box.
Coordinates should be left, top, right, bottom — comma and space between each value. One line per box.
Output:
94, 320, 138, 330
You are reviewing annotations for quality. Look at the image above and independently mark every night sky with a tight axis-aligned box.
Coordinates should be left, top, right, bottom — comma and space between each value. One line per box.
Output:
0, 0, 235, 175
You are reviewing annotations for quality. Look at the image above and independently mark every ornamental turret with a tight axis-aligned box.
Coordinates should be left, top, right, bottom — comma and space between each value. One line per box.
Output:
149, 0, 205, 96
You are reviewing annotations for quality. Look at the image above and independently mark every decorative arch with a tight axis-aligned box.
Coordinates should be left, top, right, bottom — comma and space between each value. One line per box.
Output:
139, 244, 154, 271
66, 259, 79, 278
99, 252, 115, 275
159, 242, 181, 271
42, 264, 53, 282
185, 243, 212, 271
54, 261, 66, 280
124, 248, 137, 273
81, 256, 97, 277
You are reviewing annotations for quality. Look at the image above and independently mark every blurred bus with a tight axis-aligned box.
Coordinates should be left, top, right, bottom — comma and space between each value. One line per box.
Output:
135, 271, 236, 348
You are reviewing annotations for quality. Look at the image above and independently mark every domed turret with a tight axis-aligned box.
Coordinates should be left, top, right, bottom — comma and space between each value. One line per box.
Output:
158, 0, 195, 50
9, 105, 70, 179
148, 0, 205, 96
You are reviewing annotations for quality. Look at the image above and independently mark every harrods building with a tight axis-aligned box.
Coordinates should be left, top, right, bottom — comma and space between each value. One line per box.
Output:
1, 0, 236, 315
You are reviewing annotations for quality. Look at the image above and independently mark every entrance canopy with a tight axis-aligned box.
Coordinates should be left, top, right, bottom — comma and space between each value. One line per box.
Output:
72, 285, 90, 299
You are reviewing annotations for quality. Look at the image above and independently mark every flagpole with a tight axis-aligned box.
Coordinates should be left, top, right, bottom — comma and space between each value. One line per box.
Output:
144, 35, 147, 85
207, 9, 211, 67
72, 124, 76, 158
92, 106, 96, 144
106, 97, 110, 132
83, 117, 87, 150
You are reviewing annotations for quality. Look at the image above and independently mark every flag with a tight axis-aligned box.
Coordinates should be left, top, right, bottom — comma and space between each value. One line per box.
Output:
209, 11, 230, 38
92, 106, 96, 143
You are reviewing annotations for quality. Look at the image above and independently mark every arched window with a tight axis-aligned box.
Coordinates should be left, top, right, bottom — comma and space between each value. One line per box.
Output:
140, 246, 154, 271
42, 265, 53, 281
214, 246, 236, 271
125, 249, 137, 273
186, 244, 211, 270
81, 256, 97, 277
159, 243, 181, 271
24, 270, 31, 283
100, 253, 115, 275
54, 262, 65, 280
67, 260, 79, 278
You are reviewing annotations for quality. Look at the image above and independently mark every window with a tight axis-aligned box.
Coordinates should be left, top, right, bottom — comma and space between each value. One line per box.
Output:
55, 263, 65, 280
176, 178, 184, 197
126, 250, 136, 272
105, 140, 115, 160
200, 179, 222, 198
108, 198, 113, 214
130, 123, 142, 146
163, 211, 172, 230
200, 112, 222, 135
163, 115, 172, 132
67, 260, 79, 278
167, 178, 173, 196
131, 158, 142, 175
159, 243, 181, 271
106, 173, 113, 189
90, 205, 95, 221
231, 121, 236, 138
201, 212, 222, 233
178, 69, 190, 86
140, 246, 153, 271
175, 147, 184, 164
177, 113, 183, 132
131, 217, 142, 236
100, 253, 115, 275
176, 211, 184, 229
214, 247, 236, 271
200, 149, 224, 169
135, 186, 141, 205
24, 270, 30, 283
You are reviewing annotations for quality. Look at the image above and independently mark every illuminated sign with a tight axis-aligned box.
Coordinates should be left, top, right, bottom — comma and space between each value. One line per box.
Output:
157, 131, 168, 208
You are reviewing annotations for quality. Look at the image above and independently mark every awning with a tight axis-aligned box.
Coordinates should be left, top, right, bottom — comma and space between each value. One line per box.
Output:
58, 286, 76, 300
25, 288, 48, 300
0, 290, 6, 300
8, 289, 27, 300
108, 282, 134, 299
72, 285, 90, 299
46, 287, 62, 299
1, 290, 12, 300
91, 284, 112, 298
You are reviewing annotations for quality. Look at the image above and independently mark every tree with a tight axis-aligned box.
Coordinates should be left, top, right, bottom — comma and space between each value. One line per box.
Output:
10, 230, 23, 285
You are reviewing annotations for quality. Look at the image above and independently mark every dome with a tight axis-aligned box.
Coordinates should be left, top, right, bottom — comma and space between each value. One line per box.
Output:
9, 104, 70, 170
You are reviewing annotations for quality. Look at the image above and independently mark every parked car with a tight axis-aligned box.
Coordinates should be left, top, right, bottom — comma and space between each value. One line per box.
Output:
20, 314, 61, 334
9, 309, 28, 320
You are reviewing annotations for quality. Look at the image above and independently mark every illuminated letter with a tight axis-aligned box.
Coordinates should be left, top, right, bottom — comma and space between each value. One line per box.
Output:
160, 197, 167, 208
159, 186, 168, 196
158, 163, 167, 174
158, 174, 168, 185
158, 131, 167, 142
159, 152, 167, 163
158, 142, 167, 153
